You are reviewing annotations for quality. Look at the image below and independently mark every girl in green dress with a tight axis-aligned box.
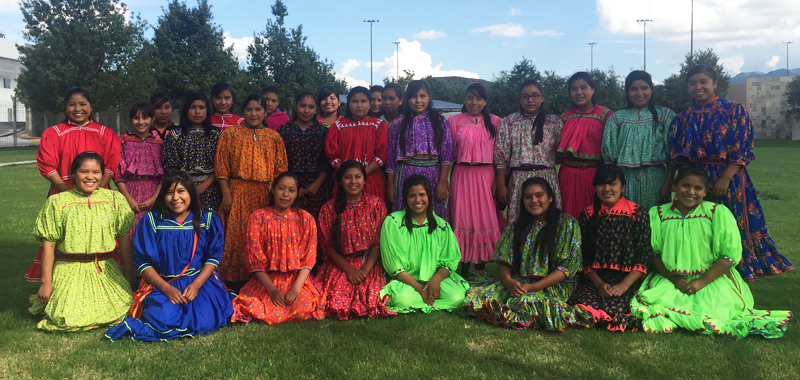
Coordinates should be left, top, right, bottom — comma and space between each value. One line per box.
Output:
29, 151, 136, 332
631, 167, 792, 338
379, 175, 469, 313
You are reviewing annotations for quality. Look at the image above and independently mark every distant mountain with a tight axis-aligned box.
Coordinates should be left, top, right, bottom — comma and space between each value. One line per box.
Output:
731, 68, 800, 84
426, 76, 492, 86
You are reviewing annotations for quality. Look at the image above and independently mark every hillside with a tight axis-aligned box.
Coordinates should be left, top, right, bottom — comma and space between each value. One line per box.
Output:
731, 68, 800, 84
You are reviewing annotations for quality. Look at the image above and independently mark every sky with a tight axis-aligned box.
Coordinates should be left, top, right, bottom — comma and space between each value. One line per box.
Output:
1, 0, 799, 88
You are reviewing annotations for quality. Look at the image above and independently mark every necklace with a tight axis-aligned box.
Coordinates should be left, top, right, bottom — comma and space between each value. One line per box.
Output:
246, 124, 266, 141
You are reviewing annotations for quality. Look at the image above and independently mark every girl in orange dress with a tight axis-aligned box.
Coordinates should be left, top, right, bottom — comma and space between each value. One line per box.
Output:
230, 172, 325, 325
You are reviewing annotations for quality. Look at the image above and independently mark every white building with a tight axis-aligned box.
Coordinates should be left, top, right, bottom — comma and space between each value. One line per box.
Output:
0, 36, 26, 123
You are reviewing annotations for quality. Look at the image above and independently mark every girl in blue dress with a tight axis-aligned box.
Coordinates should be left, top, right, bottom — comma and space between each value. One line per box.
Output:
106, 170, 233, 341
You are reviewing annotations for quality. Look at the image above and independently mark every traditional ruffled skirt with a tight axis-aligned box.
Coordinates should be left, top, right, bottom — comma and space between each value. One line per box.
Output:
316, 251, 396, 320
568, 270, 643, 332
391, 160, 448, 220
230, 271, 325, 325
295, 172, 332, 220
124, 178, 160, 239
620, 165, 667, 212
558, 163, 599, 218
461, 271, 594, 331
380, 273, 469, 313
218, 179, 269, 282
451, 164, 502, 262
631, 270, 792, 338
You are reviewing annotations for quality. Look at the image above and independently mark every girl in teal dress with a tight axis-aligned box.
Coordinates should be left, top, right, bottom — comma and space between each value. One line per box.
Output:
631, 167, 791, 338
461, 177, 594, 331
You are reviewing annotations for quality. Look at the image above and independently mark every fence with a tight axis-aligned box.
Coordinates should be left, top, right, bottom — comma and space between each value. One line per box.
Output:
0, 99, 30, 148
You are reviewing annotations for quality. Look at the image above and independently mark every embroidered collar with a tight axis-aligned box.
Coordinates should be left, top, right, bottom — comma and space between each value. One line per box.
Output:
125, 130, 156, 141
214, 112, 234, 117
67, 120, 92, 127
584, 197, 638, 219
694, 96, 719, 106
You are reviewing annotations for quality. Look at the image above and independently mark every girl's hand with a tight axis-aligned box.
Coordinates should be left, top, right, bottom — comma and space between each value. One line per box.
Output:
164, 285, 187, 305
711, 176, 731, 197
496, 184, 509, 205
435, 180, 450, 201
268, 288, 286, 307
669, 276, 690, 293
346, 267, 367, 285
386, 185, 394, 203
595, 281, 613, 298
415, 284, 429, 304
297, 188, 307, 199
490, 181, 497, 198
658, 183, 672, 204
424, 282, 440, 305
285, 288, 300, 306
684, 279, 707, 296
503, 278, 527, 297
182, 283, 200, 302
306, 182, 320, 196
608, 283, 629, 297
220, 191, 232, 214
37, 282, 53, 304
196, 182, 208, 195
125, 196, 140, 213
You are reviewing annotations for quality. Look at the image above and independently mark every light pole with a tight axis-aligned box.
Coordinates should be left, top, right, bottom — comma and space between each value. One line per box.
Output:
783, 41, 793, 77
364, 20, 379, 86
587, 42, 597, 71
392, 41, 401, 81
637, 19, 653, 71
690, 0, 694, 59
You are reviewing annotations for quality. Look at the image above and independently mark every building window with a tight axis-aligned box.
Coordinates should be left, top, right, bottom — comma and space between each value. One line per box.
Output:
2, 78, 9, 89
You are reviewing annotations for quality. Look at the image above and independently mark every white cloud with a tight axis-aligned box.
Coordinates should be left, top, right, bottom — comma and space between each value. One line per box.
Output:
223, 32, 254, 62
471, 23, 526, 37
340, 59, 361, 76
767, 55, 780, 67
530, 29, 564, 37
412, 29, 448, 40
720, 55, 745, 74
0, 0, 16, 14
508, 8, 522, 17
341, 76, 370, 88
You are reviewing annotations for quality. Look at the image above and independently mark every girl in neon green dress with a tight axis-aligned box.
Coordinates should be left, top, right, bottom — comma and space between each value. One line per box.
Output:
631, 167, 792, 338
29, 152, 136, 332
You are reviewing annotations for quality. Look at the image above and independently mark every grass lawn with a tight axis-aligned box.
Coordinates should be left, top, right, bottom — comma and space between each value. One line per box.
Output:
0, 141, 797, 380
0, 146, 37, 164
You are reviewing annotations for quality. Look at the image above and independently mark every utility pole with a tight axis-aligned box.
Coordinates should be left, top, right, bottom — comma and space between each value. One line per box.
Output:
637, 19, 653, 71
587, 42, 597, 71
392, 41, 401, 81
783, 41, 793, 77
364, 20, 379, 86
690, 0, 694, 59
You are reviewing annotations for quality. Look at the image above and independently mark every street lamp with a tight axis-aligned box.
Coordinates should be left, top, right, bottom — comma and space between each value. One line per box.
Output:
637, 19, 653, 71
690, 0, 694, 59
364, 20, 379, 86
392, 41, 402, 81
587, 42, 597, 71
783, 41, 793, 77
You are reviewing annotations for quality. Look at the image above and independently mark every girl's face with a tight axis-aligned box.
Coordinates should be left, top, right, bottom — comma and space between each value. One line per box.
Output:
369, 91, 383, 114
595, 179, 625, 208
673, 174, 707, 211
66, 94, 91, 125
165, 182, 191, 217
348, 92, 370, 119
272, 176, 298, 212
213, 89, 233, 114
408, 88, 430, 115
688, 72, 718, 103
465, 90, 486, 116
628, 80, 653, 109
244, 100, 266, 127
74, 159, 102, 194
154, 101, 172, 126
320, 93, 340, 117
188, 99, 207, 127
294, 95, 317, 123
131, 111, 153, 135
341, 167, 365, 198
570, 79, 595, 110
519, 84, 543, 115
523, 183, 552, 220
382, 89, 403, 116
263, 92, 279, 115
406, 184, 429, 219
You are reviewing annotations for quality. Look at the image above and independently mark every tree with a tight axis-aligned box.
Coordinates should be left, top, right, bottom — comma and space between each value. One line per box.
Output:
383, 70, 415, 89
785, 75, 800, 120
15, 0, 149, 113
589, 67, 626, 113
246, 0, 346, 112
152, 0, 244, 110
654, 48, 731, 112
487, 57, 543, 117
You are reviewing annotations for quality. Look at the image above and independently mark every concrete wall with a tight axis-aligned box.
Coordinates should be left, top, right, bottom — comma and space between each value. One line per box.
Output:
0, 38, 26, 123
745, 77, 799, 140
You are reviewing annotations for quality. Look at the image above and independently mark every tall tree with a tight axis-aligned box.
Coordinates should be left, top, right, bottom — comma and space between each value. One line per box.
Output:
246, 0, 346, 112
15, 0, 149, 113
785, 75, 800, 120
487, 57, 543, 117
654, 48, 731, 113
152, 0, 244, 110
589, 67, 626, 113
383, 70, 415, 89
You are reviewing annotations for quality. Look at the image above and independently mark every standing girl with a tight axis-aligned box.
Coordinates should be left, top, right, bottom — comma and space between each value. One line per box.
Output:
380, 83, 404, 125
630, 168, 791, 338
670, 65, 792, 280
317, 86, 342, 128
603, 71, 677, 210
230, 172, 325, 325
316, 160, 395, 319
29, 152, 135, 331
115, 101, 164, 238
216, 93, 288, 288
27, 88, 121, 282
558, 72, 614, 218
163, 92, 222, 210
150, 93, 176, 140
325, 86, 388, 201
495, 79, 563, 222
447, 83, 503, 277
386, 80, 453, 219
567, 166, 651, 332
277, 92, 331, 219
210, 81, 244, 131
106, 171, 233, 341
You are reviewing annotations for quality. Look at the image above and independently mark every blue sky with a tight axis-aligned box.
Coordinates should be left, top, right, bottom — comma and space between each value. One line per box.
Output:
1, 0, 799, 88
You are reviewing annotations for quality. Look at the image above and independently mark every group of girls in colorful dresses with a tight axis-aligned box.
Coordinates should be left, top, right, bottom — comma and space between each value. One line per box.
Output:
27, 63, 792, 341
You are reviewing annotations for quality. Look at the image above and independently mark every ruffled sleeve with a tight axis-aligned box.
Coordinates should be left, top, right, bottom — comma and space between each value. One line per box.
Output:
493, 116, 512, 170
324, 121, 341, 167
298, 210, 318, 270
113, 191, 135, 239
659, 107, 677, 166
373, 119, 388, 167
133, 212, 158, 274
380, 212, 408, 277
33, 193, 64, 243
162, 131, 182, 173
36, 127, 60, 180
244, 210, 268, 272
494, 224, 515, 267
438, 116, 453, 165
435, 219, 461, 274
386, 117, 402, 174
273, 134, 289, 181
727, 102, 755, 166
214, 128, 232, 181
551, 214, 582, 278
371, 199, 387, 247
601, 113, 621, 165
203, 211, 225, 267
631, 204, 653, 273
102, 125, 121, 179
711, 204, 742, 267
649, 206, 664, 256
317, 202, 335, 256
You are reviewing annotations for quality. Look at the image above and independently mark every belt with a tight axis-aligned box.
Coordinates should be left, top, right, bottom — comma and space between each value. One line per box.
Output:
190, 173, 211, 183
404, 159, 438, 167
55, 251, 114, 274
125, 175, 156, 181
562, 157, 602, 168
457, 162, 492, 166
510, 165, 551, 171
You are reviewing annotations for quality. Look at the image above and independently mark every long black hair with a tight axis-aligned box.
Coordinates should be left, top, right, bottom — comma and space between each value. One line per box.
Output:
344, 86, 371, 119
70, 151, 105, 178
179, 92, 214, 136
129, 101, 155, 120
624, 71, 661, 133
383, 83, 405, 115
291, 91, 317, 122
211, 81, 236, 114
674, 166, 710, 188
511, 177, 562, 275
330, 160, 367, 252
317, 86, 341, 117
152, 170, 204, 236
402, 174, 438, 234
149, 92, 171, 109
268, 171, 300, 207
567, 71, 597, 108
399, 80, 444, 155
517, 79, 552, 146
461, 83, 496, 138
241, 93, 268, 127
62, 87, 94, 123
583, 165, 626, 267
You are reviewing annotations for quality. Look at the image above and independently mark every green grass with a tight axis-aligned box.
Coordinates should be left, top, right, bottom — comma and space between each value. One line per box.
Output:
0, 146, 37, 164
0, 142, 797, 380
